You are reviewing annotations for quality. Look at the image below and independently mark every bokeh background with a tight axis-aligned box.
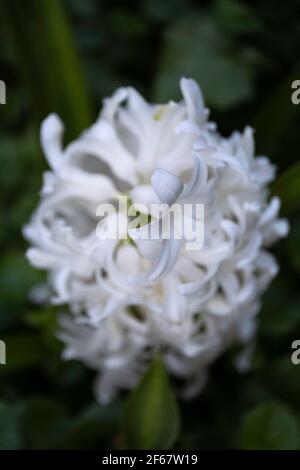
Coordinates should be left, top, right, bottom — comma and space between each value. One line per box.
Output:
0, 0, 300, 450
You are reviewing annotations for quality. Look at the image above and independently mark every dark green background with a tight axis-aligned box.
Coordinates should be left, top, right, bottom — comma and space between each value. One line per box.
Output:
0, 0, 300, 450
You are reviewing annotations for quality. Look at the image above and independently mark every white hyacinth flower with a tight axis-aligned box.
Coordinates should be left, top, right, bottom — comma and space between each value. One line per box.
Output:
24, 78, 288, 403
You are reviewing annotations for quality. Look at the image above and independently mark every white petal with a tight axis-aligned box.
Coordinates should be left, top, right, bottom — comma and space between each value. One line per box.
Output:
181, 153, 207, 199
180, 77, 205, 123
41, 114, 64, 170
148, 238, 182, 282
151, 168, 183, 205
130, 184, 160, 209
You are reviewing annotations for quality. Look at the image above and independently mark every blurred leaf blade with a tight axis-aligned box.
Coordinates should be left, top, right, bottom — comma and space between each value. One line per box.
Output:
2, 0, 92, 140
123, 358, 181, 450
239, 402, 300, 450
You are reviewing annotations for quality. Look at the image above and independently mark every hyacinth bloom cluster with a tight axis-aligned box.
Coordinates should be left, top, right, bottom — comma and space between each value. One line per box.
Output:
24, 78, 288, 403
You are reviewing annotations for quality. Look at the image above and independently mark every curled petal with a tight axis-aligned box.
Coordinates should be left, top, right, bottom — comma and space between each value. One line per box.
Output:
41, 114, 64, 170
151, 168, 183, 205
148, 238, 182, 282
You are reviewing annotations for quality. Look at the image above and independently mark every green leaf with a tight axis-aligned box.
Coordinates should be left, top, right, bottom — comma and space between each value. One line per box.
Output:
2, 0, 92, 141
154, 14, 261, 110
239, 402, 300, 450
123, 358, 181, 450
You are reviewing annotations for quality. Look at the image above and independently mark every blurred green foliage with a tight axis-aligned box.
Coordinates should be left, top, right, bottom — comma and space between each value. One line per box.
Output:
0, 0, 299, 450
239, 402, 300, 450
